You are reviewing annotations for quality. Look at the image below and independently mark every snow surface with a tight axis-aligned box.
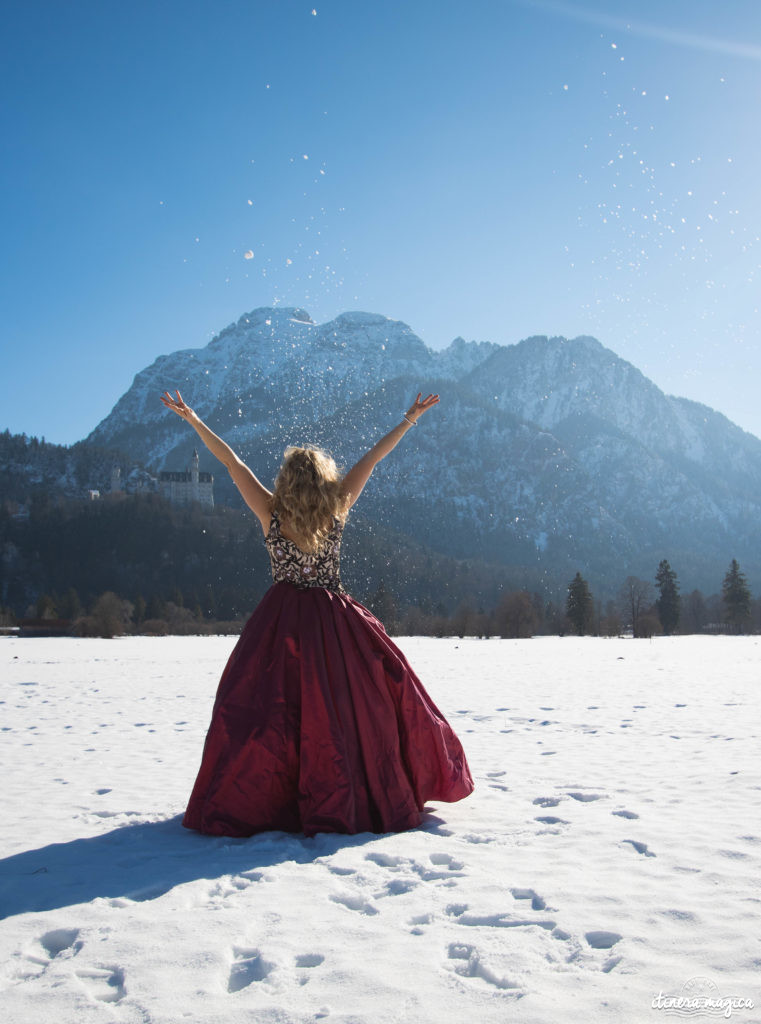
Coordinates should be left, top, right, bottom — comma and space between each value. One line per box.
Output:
1, 635, 759, 1023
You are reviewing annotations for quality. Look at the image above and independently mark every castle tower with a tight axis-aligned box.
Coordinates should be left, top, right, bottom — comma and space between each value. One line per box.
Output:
191, 448, 200, 502
111, 465, 122, 493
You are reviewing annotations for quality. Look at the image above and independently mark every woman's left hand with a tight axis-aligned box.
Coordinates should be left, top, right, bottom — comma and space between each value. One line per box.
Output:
161, 389, 197, 423
405, 392, 440, 424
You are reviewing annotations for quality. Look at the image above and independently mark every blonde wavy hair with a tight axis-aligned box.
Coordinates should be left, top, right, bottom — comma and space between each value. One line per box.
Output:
270, 446, 349, 553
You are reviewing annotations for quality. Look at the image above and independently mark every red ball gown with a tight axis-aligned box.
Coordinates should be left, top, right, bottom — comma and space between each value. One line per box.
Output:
182, 513, 474, 837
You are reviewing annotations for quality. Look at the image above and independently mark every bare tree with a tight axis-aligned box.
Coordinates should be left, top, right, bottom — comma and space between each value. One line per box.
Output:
495, 591, 539, 638
599, 599, 622, 637
618, 576, 654, 637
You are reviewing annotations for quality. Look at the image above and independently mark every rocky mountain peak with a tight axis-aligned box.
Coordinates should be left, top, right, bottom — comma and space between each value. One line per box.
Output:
83, 307, 761, 592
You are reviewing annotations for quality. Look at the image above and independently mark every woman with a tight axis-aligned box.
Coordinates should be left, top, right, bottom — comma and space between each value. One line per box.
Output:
161, 388, 473, 837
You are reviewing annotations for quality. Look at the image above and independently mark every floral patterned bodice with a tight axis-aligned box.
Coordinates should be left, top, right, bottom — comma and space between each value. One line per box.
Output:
265, 512, 346, 595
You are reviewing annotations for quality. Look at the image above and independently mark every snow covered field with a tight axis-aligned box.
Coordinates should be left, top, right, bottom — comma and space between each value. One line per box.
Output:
1, 634, 759, 1024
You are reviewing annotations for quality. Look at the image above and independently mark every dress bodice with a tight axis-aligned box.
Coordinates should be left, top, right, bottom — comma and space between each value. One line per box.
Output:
265, 512, 345, 594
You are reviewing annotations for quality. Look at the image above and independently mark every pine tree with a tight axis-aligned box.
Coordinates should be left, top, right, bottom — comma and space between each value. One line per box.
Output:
655, 559, 680, 635
566, 572, 593, 635
721, 559, 752, 632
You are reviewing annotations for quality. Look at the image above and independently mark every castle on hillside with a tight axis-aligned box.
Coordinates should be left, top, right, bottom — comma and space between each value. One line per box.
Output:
159, 449, 214, 509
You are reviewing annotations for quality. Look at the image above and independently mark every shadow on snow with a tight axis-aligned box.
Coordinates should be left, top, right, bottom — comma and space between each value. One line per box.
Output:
0, 810, 451, 920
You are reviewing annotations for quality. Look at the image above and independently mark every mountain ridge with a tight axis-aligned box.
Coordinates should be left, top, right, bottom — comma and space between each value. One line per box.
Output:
84, 307, 761, 595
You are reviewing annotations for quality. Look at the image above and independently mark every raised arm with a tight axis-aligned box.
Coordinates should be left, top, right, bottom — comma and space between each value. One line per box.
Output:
340, 393, 439, 509
160, 390, 272, 532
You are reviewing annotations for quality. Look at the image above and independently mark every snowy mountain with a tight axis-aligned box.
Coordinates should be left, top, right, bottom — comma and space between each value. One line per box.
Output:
87, 307, 761, 594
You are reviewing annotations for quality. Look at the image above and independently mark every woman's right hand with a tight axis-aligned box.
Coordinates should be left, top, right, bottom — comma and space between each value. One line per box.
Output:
161, 389, 197, 423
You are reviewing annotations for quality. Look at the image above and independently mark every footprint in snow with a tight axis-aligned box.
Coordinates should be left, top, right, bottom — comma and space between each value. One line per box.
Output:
510, 888, 547, 910
40, 928, 83, 959
3, 928, 83, 986
329, 892, 379, 916
75, 965, 126, 1004
295, 953, 324, 968
365, 851, 407, 868
585, 931, 622, 950
295, 952, 324, 983
409, 912, 434, 934
447, 901, 557, 931
375, 878, 419, 898
446, 903, 468, 917
364, 851, 465, 881
326, 864, 356, 877
424, 853, 465, 878
228, 947, 275, 992
535, 815, 569, 825
567, 792, 603, 802
533, 796, 561, 808
622, 839, 656, 857
612, 809, 639, 820
446, 943, 522, 992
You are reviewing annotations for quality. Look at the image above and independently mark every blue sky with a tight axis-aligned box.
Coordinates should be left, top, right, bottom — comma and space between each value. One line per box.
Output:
3, 0, 761, 443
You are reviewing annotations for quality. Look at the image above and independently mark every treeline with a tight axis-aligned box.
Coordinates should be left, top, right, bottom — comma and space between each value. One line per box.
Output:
5, 558, 758, 639
2, 490, 758, 638
562, 558, 757, 637
0, 491, 517, 627
367, 558, 759, 638
1, 493, 268, 621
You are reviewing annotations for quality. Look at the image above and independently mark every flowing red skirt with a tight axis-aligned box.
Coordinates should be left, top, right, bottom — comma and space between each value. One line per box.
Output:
183, 582, 474, 837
